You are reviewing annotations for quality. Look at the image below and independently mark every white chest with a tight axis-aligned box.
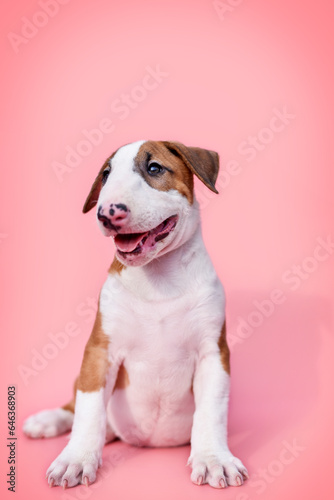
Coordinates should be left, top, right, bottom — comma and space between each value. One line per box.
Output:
99, 231, 225, 446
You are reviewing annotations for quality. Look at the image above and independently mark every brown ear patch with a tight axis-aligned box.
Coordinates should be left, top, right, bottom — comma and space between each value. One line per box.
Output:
82, 152, 116, 214
162, 141, 219, 194
134, 141, 194, 204
218, 321, 230, 374
77, 309, 110, 392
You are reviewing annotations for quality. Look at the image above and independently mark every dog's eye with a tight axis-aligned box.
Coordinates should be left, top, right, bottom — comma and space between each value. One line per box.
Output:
147, 162, 164, 176
102, 167, 111, 185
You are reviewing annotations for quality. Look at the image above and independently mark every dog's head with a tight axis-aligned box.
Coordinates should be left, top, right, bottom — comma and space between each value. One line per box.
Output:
83, 140, 219, 266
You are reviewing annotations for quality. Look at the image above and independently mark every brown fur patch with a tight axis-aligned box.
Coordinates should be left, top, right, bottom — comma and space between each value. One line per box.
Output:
62, 377, 78, 413
113, 363, 130, 392
77, 309, 110, 392
218, 321, 230, 374
134, 141, 194, 204
162, 141, 219, 194
109, 256, 125, 275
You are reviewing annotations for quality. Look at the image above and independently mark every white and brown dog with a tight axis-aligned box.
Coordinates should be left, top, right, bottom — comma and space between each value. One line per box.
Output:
23, 140, 248, 489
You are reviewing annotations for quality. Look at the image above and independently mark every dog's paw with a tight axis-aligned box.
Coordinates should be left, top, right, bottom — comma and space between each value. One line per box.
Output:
23, 409, 73, 438
189, 451, 248, 488
46, 446, 101, 488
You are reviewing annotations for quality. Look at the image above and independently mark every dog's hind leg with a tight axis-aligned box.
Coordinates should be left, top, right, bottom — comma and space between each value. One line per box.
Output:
23, 379, 78, 439
23, 407, 74, 439
23, 378, 117, 442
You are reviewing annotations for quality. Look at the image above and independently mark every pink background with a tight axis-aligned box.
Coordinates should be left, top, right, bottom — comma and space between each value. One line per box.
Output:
1, 0, 334, 499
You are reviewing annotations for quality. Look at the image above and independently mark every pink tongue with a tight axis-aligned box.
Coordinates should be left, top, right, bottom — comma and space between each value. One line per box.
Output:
114, 232, 147, 252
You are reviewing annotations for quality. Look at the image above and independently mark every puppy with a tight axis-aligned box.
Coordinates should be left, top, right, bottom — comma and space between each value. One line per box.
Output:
23, 140, 248, 489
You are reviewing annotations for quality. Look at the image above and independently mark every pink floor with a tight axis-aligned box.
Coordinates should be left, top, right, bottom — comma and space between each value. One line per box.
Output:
1, 0, 334, 499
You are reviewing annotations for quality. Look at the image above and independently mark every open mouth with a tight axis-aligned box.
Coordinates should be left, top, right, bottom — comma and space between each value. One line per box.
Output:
114, 215, 178, 257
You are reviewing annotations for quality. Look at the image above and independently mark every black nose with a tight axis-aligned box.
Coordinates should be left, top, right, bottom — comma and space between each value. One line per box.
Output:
97, 204, 130, 231
115, 203, 128, 212
108, 203, 128, 216
97, 208, 114, 230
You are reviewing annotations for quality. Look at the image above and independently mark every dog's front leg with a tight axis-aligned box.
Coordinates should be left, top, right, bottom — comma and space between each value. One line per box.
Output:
189, 322, 248, 488
46, 310, 116, 488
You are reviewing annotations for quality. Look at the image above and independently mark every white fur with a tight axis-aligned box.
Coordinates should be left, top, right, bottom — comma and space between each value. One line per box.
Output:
23, 408, 73, 438
98, 140, 198, 266
46, 390, 108, 487
103, 226, 223, 447
25, 141, 248, 488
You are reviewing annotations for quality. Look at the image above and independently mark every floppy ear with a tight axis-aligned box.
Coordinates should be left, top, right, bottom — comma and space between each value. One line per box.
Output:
162, 141, 220, 193
82, 156, 112, 213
